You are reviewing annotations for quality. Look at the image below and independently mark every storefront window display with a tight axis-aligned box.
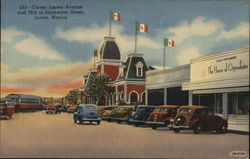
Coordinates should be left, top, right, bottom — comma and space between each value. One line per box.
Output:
193, 94, 222, 114
228, 92, 249, 115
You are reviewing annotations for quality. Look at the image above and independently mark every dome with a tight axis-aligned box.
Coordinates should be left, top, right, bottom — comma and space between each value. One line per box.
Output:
99, 37, 121, 60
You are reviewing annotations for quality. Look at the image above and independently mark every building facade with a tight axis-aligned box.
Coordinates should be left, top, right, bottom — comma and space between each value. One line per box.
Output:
183, 47, 249, 132
81, 36, 149, 106
146, 47, 249, 132
146, 64, 190, 106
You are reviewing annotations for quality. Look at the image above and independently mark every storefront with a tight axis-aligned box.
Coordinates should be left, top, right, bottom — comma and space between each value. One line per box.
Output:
146, 64, 190, 106
183, 47, 249, 132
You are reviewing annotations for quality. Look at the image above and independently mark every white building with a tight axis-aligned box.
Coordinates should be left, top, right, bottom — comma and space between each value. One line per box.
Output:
146, 47, 249, 132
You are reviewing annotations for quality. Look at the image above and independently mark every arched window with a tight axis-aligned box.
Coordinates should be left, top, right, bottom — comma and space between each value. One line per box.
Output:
136, 61, 143, 77
130, 92, 138, 104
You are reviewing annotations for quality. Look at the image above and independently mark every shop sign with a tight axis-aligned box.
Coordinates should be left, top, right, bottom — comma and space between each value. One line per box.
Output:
191, 51, 249, 81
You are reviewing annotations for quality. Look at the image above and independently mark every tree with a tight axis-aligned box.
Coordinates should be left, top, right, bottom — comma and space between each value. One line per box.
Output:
66, 89, 80, 104
85, 74, 110, 105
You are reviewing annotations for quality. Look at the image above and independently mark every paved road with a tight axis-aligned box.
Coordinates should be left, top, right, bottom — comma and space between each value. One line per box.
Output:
0, 111, 249, 158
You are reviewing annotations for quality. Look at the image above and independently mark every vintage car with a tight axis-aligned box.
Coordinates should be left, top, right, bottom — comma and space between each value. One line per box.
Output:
61, 105, 70, 112
99, 106, 116, 120
46, 104, 61, 114
67, 105, 79, 113
0, 98, 15, 120
146, 105, 179, 129
106, 105, 135, 123
73, 104, 101, 125
129, 105, 156, 126
170, 106, 228, 134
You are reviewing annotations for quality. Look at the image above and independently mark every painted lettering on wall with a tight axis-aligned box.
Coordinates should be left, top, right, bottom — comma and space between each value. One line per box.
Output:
208, 56, 248, 75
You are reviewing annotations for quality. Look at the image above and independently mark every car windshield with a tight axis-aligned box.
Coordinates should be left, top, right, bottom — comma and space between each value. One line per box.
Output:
154, 107, 168, 112
137, 107, 154, 112
179, 108, 192, 113
85, 106, 96, 111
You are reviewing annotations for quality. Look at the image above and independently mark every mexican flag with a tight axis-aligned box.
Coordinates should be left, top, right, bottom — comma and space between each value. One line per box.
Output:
111, 12, 120, 21
136, 22, 148, 32
164, 39, 174, 47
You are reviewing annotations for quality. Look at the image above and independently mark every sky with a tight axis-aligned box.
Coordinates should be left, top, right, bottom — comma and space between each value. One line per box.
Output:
1, 0, 249, 98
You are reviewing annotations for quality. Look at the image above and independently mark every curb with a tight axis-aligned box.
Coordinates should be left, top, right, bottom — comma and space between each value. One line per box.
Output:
228, 130, 249, 135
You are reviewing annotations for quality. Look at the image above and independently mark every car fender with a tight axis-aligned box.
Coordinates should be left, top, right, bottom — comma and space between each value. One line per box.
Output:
216, 119, 228, 129
190, 118, 200, 127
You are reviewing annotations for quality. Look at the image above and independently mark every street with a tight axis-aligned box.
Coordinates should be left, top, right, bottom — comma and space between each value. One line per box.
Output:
0, 111, 249, 158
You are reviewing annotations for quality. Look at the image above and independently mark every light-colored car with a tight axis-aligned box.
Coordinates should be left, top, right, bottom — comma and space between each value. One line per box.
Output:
73, 104, 101, 125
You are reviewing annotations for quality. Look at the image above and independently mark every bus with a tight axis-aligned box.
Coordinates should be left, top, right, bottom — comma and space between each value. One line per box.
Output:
5, 94, 43, 112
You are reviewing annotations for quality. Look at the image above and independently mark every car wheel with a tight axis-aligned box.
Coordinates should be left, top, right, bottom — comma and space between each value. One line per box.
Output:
135, 124, 139, 127
193, 124, 202, 134
74, 119, 77, 123
151, 126, 157, 130
218, 124, 227, 134
173, 128, 180, 133
46, 112, 48, 114
9, 115, 12, 119
97, 121, 101, 125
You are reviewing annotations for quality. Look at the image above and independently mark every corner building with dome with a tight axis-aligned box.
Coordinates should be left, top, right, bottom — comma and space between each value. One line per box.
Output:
81, 36, 152, 106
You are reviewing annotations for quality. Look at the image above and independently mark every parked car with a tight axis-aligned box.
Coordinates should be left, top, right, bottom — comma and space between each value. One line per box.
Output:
67, 105, 79, 113
42, 105, 47, 110
0, 99, 15, 119
46, 104, 61, 114
170, 106, 228, 134
61, 105, 70, 112
106, 105, 135, 123
99, 106, 116, 120
146, 105, 179, 129
129, 105, 156, 126
73, 104, 101, 125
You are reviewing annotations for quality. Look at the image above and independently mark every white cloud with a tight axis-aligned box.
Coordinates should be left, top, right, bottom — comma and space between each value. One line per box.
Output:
216, 22, 249, 41
15, 34, 64, 60
1, 28, 26, 43
55, 25, 107, 42
55, 24, 161, 54
177, 47, 201, 65
1, 28, 64, 60
167, 16, 224, 44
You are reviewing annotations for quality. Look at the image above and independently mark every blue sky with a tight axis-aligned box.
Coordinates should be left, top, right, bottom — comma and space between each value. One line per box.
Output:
1, 0, 249, 97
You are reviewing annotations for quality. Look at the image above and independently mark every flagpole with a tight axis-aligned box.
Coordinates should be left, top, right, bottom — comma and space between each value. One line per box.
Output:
163, 39, 166, 70
94, 50, 96, 70
135, 21, 138, 54
109, 11, 112, 37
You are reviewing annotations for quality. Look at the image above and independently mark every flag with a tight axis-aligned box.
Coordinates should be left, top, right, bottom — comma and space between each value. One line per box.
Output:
164, 39, 174, 47
111, 12, 121, 21
136, 22, 148, 33
94, 50, 98, 56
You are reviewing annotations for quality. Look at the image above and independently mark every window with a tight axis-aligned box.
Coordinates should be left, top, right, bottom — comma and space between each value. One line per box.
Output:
120, 67, 124, 77
180, 108, 192, 113
228, 92, 249, 115
136, 62, 143, 77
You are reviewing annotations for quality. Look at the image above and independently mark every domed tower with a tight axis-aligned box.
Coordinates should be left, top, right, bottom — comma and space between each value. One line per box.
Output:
96, 37, 122, 81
